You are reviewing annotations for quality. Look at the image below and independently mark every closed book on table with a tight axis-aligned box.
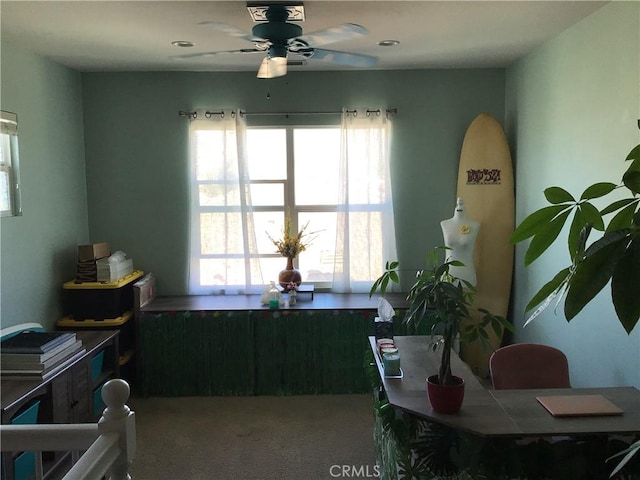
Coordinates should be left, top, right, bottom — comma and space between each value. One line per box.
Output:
2, 348, 87, 380
536, 395, 624, 417
0, 331, 76, 354
1, 340, 84, 370
1, 336, 79, 362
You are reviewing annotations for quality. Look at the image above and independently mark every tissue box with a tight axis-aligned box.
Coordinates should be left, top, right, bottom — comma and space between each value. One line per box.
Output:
374, 316, 394, 340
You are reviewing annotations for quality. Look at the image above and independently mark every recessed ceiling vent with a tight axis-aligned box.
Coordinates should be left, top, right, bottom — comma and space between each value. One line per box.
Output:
287, 59, 307, 66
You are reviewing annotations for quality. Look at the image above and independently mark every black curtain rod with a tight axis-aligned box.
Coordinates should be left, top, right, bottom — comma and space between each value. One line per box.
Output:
178, 108, 397, 119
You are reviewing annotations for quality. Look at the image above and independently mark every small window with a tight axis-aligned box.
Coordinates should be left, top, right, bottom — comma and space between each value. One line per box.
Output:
0, 111, 22, 217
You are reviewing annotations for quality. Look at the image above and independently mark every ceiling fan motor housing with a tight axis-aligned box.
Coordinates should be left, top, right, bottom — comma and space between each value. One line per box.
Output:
251, 5, 303, 42
252, 22, 302, 42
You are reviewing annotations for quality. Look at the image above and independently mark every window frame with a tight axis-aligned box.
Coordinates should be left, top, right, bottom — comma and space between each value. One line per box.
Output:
0, 111, 22, 218
246, 123, 341, 290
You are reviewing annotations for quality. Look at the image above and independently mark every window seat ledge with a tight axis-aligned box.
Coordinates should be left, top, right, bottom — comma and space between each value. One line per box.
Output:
140, 292, 409, 313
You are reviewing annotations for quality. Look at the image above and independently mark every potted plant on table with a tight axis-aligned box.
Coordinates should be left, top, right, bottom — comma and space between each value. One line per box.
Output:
267, 213, 318, 290
370, 246, 513, 414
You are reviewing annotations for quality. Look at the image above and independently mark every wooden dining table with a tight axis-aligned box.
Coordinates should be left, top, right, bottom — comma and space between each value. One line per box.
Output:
370, 335, 640, 438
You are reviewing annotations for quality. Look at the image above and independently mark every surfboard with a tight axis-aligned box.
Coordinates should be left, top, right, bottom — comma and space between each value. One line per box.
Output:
456, 113, 514, 378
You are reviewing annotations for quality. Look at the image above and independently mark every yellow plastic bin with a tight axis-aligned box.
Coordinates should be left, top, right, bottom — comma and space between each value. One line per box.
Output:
57, 311, 134, 357
63, 270, 144, 320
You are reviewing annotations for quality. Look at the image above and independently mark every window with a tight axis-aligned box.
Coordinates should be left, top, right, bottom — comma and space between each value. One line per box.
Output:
247, 126, 342, 286
188, 109, 396, 294
0, 111, 21, 217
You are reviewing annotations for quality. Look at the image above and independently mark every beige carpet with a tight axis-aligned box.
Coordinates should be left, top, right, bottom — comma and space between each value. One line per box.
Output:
127, 394, 377, 480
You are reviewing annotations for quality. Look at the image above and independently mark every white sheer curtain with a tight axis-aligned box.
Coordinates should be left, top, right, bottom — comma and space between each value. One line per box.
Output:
332, 108, 397, 293
188, 110, 263, 294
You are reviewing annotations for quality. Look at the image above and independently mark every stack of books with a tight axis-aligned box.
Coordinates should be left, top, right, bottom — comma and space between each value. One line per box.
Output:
1, 331, 85, 380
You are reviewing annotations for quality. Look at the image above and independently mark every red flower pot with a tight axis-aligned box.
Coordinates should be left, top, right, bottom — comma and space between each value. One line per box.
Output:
427, 374, 465, 414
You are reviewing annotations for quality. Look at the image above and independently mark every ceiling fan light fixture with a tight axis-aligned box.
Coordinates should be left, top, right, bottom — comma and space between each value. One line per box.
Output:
257, 56, 288, 79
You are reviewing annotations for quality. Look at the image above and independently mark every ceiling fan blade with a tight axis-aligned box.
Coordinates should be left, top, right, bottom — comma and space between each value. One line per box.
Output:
199, 21, 266, 43
309, 49, 378, 68
257, 57, 288, 79
171, 48, 264, 60
296, 23, 368, 47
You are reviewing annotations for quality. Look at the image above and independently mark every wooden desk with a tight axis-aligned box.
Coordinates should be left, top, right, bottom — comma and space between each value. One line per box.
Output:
1, 331, 119, 480
491, 387, 640, 437
371, 336, 640, 438
2, 331, 119, 419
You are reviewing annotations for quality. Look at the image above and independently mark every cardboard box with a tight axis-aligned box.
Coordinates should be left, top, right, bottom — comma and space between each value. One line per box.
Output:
78, 242, 110, 262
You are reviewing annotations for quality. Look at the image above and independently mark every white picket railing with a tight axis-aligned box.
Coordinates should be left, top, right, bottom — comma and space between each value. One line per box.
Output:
1, 378, 135, 480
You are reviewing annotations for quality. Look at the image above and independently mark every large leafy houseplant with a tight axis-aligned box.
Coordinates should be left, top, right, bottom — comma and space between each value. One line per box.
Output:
510, 121, 640, 477
370, 246, 512, 387
510, 121, 640, 334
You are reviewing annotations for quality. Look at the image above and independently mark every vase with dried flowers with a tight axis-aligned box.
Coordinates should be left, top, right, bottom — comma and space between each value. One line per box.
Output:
267, 214, 317, 290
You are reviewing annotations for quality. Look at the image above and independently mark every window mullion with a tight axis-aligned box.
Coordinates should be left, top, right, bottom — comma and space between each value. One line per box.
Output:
285, 127, 297, 231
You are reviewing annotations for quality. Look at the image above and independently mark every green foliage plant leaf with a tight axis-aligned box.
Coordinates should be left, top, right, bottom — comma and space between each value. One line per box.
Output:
510, 205, 570, 243
580, 182, 617, 200
607, 439, 640, 478
626, 144, 640, 161
525, 267, 572, 314
583, 228, 632, 258
600, 198, 637, 216
369, 260, 400, 297
564, 236, 629, 320
611, 236, 640, 334
528, 284, 570, 328
524, 210, 572, 266
545, 187, 575, 204
579, 202, 605, 231
606, 201, 639, 233
622, 166, 640, 195
568, 210, 586, 261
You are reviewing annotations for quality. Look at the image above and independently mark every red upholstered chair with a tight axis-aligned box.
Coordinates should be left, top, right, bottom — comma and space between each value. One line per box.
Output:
489, 343, 571, 390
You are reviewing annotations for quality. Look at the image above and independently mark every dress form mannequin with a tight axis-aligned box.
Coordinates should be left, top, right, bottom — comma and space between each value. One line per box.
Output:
440, 197, 480, 286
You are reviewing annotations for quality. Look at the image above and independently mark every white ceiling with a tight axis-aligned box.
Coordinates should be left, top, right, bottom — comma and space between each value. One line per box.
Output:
1, 1, 607, 73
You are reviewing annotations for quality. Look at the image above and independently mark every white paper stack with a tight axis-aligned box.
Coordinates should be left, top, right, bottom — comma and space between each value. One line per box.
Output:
97, 251, 133, 282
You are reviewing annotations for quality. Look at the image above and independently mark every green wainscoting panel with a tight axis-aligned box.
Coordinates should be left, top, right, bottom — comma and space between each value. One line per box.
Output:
253, 310, 376, 395
139, 308, 388, 396
139, 311, 254, 396
139, 306, 426, 396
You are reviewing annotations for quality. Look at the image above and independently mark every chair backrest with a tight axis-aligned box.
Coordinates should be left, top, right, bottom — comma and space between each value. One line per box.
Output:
489, 343, 571, 390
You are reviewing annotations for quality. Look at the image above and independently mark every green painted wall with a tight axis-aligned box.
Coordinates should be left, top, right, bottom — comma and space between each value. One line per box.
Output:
81, 69, 505, 294
0, 41, 89, 330
505, 2, 639, 387
2, 3, 637, 389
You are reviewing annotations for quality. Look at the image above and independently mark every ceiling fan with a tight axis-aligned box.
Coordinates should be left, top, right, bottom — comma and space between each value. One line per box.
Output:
174, 3, 378, 78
